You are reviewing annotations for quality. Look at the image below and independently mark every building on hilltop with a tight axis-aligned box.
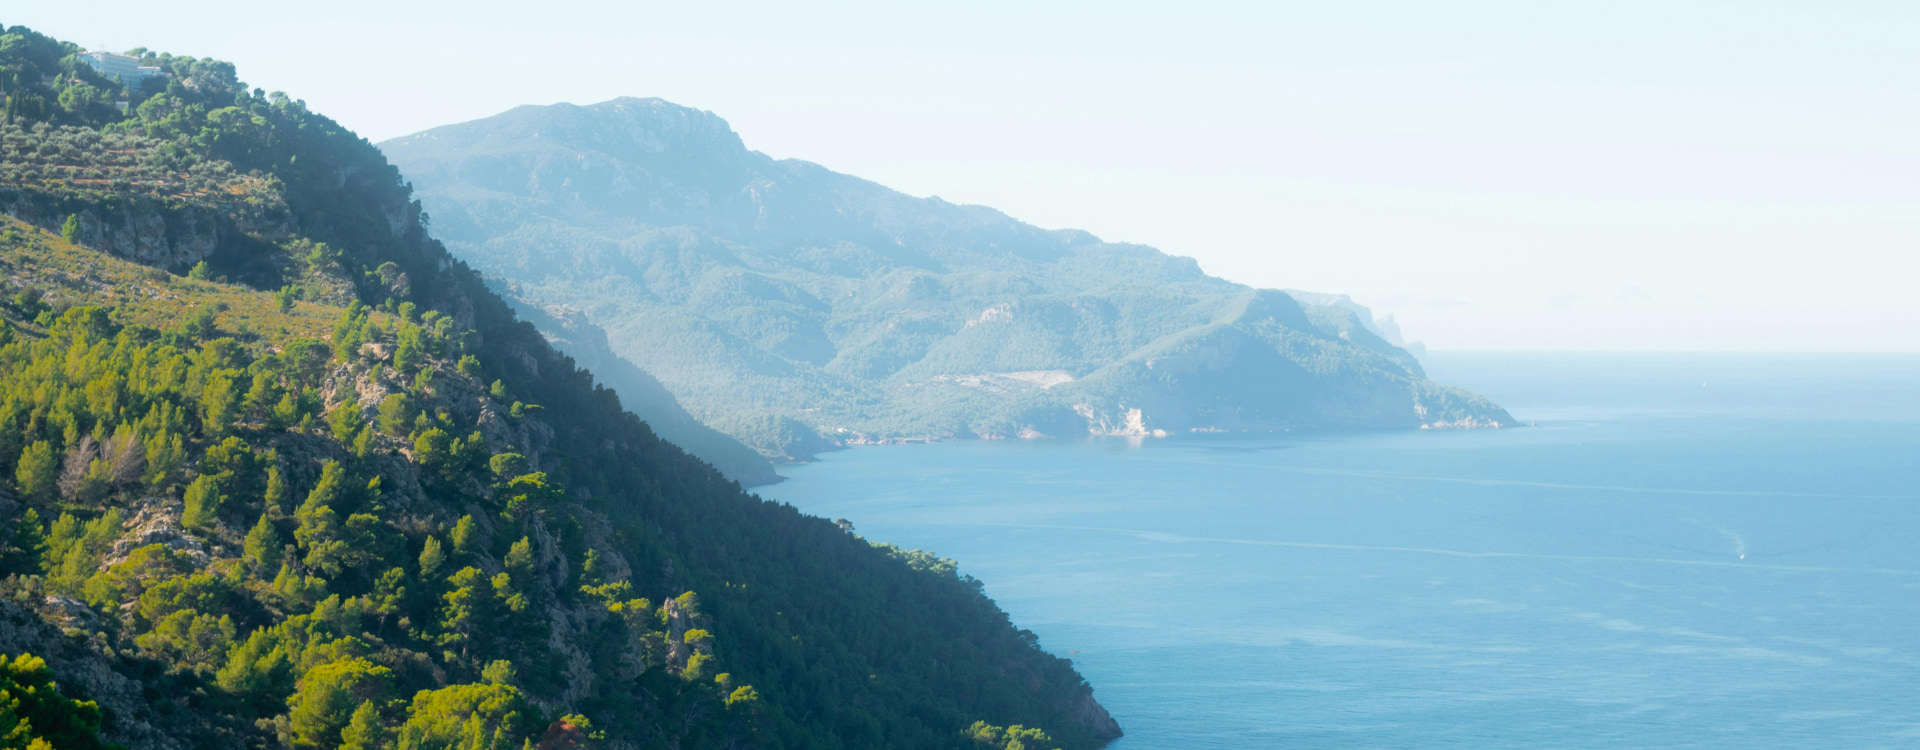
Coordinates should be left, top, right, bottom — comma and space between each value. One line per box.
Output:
78, 50, 166, 92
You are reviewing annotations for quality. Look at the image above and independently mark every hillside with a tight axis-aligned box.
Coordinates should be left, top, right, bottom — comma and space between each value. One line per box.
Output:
495, 293, 779, 486
0, 26, 1116, 750
381, 97, 1514, 461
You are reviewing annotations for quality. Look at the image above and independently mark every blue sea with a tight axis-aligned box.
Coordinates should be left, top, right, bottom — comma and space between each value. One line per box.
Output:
762, 353, 1920, 749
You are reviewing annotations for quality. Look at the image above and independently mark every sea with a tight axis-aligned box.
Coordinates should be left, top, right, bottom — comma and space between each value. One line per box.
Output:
761, 353, 1920, 749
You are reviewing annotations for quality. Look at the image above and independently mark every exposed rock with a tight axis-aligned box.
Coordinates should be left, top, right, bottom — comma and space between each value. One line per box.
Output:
1072, 404, 1168, 438
662, 596, 694, 672
0, 599, 237, 749
103, 497, 207, 567
1070, 692, 1123, 741
1, 179, 293, 274
39, 595, 95, 630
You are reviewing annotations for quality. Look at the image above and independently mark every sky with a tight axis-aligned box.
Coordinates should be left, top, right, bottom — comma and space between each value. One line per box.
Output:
13, 1, 1918, 351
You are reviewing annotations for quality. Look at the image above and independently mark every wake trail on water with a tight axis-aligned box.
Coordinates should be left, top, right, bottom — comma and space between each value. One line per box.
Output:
990, 523, 1920, 577
1716, 528, 1748, 560
1222, 464, 1918, 502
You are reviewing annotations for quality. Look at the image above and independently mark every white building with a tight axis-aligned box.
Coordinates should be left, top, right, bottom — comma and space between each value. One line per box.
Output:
78, 51, 166, 92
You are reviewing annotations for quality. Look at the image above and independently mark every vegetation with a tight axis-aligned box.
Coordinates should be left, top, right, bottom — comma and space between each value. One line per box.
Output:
382, 97, 1512, 461
0, 121, 277, 209
0, 25, 1116, 750
0, 652, 112, 750
966, 720, 1060, 750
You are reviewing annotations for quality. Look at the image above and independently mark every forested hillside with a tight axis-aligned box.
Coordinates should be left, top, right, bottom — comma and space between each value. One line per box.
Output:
382, 97, 1514, 461
0, 25, 1117, 750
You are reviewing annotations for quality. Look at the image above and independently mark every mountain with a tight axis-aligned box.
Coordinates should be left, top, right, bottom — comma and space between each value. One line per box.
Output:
0, 26, 1116, 749
1283, 290, 1427, 360
380, 98, 1514, 461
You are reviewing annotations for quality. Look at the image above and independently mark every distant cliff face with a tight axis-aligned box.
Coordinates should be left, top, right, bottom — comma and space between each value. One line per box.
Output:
382, 97, 1513, 458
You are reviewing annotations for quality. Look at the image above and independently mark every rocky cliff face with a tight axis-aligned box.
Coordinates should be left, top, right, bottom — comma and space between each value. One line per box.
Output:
1, 190, 292, 275
1070, 693, 1123, 742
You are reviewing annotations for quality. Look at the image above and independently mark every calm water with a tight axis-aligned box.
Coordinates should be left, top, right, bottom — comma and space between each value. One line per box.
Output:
762, 353, 1920, 749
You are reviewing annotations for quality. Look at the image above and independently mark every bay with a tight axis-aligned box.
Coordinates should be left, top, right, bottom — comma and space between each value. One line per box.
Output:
761, 353, 1920, 749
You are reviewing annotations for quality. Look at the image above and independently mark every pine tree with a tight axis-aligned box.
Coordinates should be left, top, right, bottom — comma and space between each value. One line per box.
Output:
504, 538, 533, 583
394, 325, 426, 372
182, 473, 226, 529
487, 453, 527, 482
437, 567, 494, 664
201, 373, 241, 435
14, 441, 58, 500
242, 512, 281, 573
412, 428, 450, 471
143, 431, 184, 486
377, 394, 412, 437
339, 700, 387, 750
418, 535, 446, 579
450, 515, 478, 555
0, 508, 46, 575
298, 461, 346, 520
244, 371, 282, 422
327, 405, 364, 443
264, 466, 289, 513
272, 562, 326, 609
294, 461, 350, 576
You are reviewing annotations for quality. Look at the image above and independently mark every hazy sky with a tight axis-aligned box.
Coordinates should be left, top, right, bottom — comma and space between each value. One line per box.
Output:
15, 1, 1918, 350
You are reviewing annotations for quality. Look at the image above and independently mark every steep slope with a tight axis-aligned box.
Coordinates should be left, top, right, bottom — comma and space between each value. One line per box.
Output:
0, 26, 1116, 749
497, 292, 779, 486
381, 98, 1515, 460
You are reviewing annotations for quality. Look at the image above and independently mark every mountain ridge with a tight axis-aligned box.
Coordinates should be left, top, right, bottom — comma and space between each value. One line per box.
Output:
383, 97, 1515, 459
